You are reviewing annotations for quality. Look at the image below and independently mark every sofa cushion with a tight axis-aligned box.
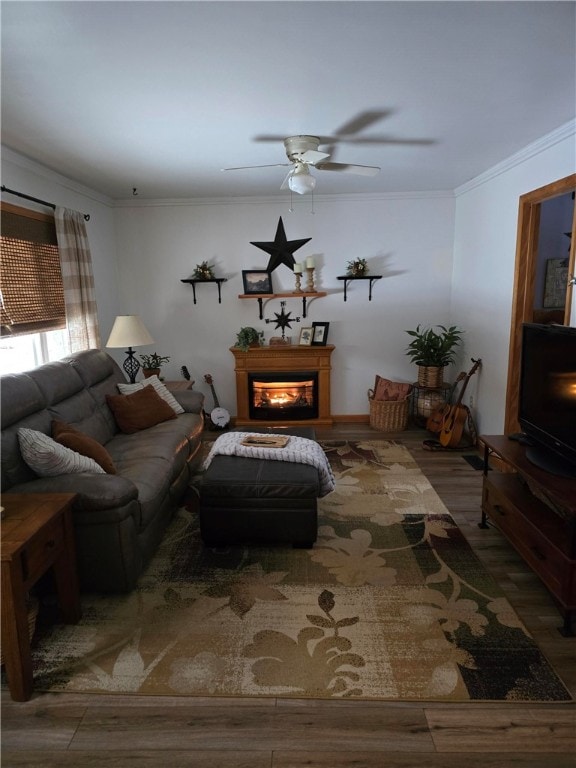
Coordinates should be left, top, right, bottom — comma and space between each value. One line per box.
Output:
18, 427, 105, 477
106, 386, 177, 434
52, 419, 117, 474
117, 375, 185, 414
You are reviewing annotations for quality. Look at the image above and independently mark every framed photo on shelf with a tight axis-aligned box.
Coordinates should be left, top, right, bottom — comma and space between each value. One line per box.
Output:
312, 321, 330, 346
299, 326, 313, 346
242, 270, 273, 295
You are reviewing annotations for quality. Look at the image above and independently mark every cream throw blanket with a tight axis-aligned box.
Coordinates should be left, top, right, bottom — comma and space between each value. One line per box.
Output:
203, 432, 335, 497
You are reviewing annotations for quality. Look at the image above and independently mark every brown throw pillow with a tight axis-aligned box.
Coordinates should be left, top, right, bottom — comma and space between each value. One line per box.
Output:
106, 385, 177, 434
374, 376, 412, 401
51, 419, 117, 474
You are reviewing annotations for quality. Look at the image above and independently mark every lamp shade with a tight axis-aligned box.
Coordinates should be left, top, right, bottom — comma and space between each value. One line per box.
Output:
106, 315, 154, 348
288, 165, 316, 195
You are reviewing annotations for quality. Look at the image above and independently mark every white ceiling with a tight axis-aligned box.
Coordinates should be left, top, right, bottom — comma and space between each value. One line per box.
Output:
2, 1, 575, 200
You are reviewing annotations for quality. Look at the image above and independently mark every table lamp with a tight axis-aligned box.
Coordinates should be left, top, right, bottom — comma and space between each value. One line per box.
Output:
105, 315, 154, 383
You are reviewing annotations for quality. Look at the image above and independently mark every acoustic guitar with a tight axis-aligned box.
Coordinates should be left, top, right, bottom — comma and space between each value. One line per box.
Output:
203, 373, 231, 429
438, 358, 482, 448
425, 371, 466, 434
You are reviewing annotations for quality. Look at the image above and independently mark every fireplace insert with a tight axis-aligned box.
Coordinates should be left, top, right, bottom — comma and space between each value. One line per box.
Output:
248, 371, 319, 421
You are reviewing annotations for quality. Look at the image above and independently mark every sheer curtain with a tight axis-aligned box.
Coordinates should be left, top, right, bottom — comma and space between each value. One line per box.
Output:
54, 207, 101, 352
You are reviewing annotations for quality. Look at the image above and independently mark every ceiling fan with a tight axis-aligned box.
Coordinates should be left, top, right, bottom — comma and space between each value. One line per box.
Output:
222, 135, 380, 195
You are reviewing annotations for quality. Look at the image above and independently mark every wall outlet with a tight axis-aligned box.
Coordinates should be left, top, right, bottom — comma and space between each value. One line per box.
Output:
469, 394, 474, 409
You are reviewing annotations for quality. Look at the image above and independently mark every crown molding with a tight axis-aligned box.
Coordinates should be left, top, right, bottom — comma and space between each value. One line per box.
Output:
112, 189, 455, 209
455, 120, 576, 197
1, 146, 114, 208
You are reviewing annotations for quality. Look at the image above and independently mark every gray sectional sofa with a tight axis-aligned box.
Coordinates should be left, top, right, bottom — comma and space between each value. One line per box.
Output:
1, 349, 204, 592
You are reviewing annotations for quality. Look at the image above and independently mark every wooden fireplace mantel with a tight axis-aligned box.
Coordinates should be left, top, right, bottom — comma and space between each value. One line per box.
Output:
231, 345, 335, 427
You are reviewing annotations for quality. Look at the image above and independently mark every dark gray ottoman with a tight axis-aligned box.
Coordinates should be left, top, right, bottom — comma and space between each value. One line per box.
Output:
199, 428, 319, 548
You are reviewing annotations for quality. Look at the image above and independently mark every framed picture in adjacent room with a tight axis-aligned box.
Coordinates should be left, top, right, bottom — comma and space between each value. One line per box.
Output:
312, 321, 330, 346
242, 270, 273, 295
299, 326, 313, 345
542, 258, 569, 309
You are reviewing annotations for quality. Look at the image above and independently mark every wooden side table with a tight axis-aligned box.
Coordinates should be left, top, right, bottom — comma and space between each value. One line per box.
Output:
164, 380, 193, 391
1, 493, 81, 701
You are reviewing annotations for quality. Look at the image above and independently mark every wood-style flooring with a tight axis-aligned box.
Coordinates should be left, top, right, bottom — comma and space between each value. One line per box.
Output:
2, 425, 575, 767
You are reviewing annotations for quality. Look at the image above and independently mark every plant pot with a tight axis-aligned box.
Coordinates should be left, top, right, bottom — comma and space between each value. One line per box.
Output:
417, 365, 444, 388
143, 368, 161, 379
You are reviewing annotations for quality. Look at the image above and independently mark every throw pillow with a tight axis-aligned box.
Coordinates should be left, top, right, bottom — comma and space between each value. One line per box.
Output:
374, 376, 412, 401
117, 375, 184, 415
106, 385, 177, 434
51, 420, 117, 474
17, 427, 105, 477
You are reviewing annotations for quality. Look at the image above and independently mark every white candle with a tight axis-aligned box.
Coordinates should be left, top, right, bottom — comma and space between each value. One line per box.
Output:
306, 257, 315, 268
293, 262, 302, 274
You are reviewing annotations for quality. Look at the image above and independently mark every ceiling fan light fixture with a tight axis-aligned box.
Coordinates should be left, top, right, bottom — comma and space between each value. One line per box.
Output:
288, 164, 316, 195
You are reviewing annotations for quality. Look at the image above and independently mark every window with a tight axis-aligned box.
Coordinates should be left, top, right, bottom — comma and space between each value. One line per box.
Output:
0, 202, 70, 374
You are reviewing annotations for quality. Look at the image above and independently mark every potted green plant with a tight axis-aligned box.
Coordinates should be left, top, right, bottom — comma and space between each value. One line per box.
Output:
405, 324, 463, 387
139, 352, 170, 378
234, 327, 265, 352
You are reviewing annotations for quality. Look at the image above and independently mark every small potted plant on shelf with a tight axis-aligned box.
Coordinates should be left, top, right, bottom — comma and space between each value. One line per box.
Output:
192, 261, 215, 280
346, 258, 368, 276
405, 324, 463, 387
234, 327, 265, 352
139, 352, 171, 379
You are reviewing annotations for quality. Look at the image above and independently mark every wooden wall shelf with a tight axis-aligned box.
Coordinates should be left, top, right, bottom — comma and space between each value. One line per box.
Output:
238, 291, 327, 319
181, 278, 227, 304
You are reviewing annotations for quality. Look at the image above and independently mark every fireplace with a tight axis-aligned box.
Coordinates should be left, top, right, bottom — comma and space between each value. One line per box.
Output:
231, 344, 334, 427
248, 372, 318, 421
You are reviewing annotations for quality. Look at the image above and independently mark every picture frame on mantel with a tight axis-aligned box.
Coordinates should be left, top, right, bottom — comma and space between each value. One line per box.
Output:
299, 326, 313, 345
242, 270, 273, 295
312, 322, 330, 346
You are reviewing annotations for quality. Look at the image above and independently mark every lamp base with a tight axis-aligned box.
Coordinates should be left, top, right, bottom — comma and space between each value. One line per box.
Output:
123, 347, 141, 384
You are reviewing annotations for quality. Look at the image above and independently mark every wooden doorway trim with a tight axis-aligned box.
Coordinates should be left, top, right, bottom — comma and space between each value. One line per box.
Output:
504, 173, 576, 434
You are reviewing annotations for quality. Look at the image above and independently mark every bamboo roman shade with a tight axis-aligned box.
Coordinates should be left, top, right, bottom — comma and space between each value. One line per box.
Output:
0, 203, 66, 336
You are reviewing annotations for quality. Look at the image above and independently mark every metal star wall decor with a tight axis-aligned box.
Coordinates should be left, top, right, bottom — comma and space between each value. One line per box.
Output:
265, 301, 300, 340
250, 216, 311, 273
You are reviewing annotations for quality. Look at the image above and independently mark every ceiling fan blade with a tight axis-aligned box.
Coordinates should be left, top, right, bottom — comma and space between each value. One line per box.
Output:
300, 149, 331, 165
280, 170, 293, 190
221, 163, 290, 171
316, 162, 380, 176
332, 109, 392, 137
316, 135, 433, 146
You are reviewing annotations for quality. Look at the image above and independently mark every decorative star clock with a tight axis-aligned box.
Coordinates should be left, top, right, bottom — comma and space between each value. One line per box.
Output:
265, 301, 300, 340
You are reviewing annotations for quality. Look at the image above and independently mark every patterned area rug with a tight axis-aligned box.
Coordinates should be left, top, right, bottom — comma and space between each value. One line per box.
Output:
31, 440, 570, 701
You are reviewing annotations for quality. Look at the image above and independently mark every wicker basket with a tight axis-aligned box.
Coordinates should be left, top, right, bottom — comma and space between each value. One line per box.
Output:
417, 365, 444, 388
368, 389, 409, 432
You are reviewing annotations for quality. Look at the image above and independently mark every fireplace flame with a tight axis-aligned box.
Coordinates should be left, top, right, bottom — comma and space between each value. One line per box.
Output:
252, 379, 314, 409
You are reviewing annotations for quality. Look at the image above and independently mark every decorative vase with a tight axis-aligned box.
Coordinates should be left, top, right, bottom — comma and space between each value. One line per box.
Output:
143, 368, 160, 378
417, 365, 444, 388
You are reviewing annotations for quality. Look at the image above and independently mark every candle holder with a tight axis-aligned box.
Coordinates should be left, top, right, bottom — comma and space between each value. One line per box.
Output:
293, 272, 303, 293
306, 266, 315, 292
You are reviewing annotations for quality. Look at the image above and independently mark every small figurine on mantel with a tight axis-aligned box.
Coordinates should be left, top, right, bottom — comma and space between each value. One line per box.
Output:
192, 261, 215, 280
346, 258, 368, 277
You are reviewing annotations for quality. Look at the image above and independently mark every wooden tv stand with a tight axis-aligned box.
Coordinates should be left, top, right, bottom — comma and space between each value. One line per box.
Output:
480, 435, 576, 635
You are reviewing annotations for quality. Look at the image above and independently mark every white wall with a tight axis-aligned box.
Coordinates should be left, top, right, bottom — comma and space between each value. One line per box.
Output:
113, 193, 455, 416
4, 120, 574, 427
1, 148, 120, 343
451, 122, 576, 434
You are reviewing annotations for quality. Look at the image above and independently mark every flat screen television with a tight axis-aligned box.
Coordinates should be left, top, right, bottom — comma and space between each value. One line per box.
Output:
518, 322, 576, 478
